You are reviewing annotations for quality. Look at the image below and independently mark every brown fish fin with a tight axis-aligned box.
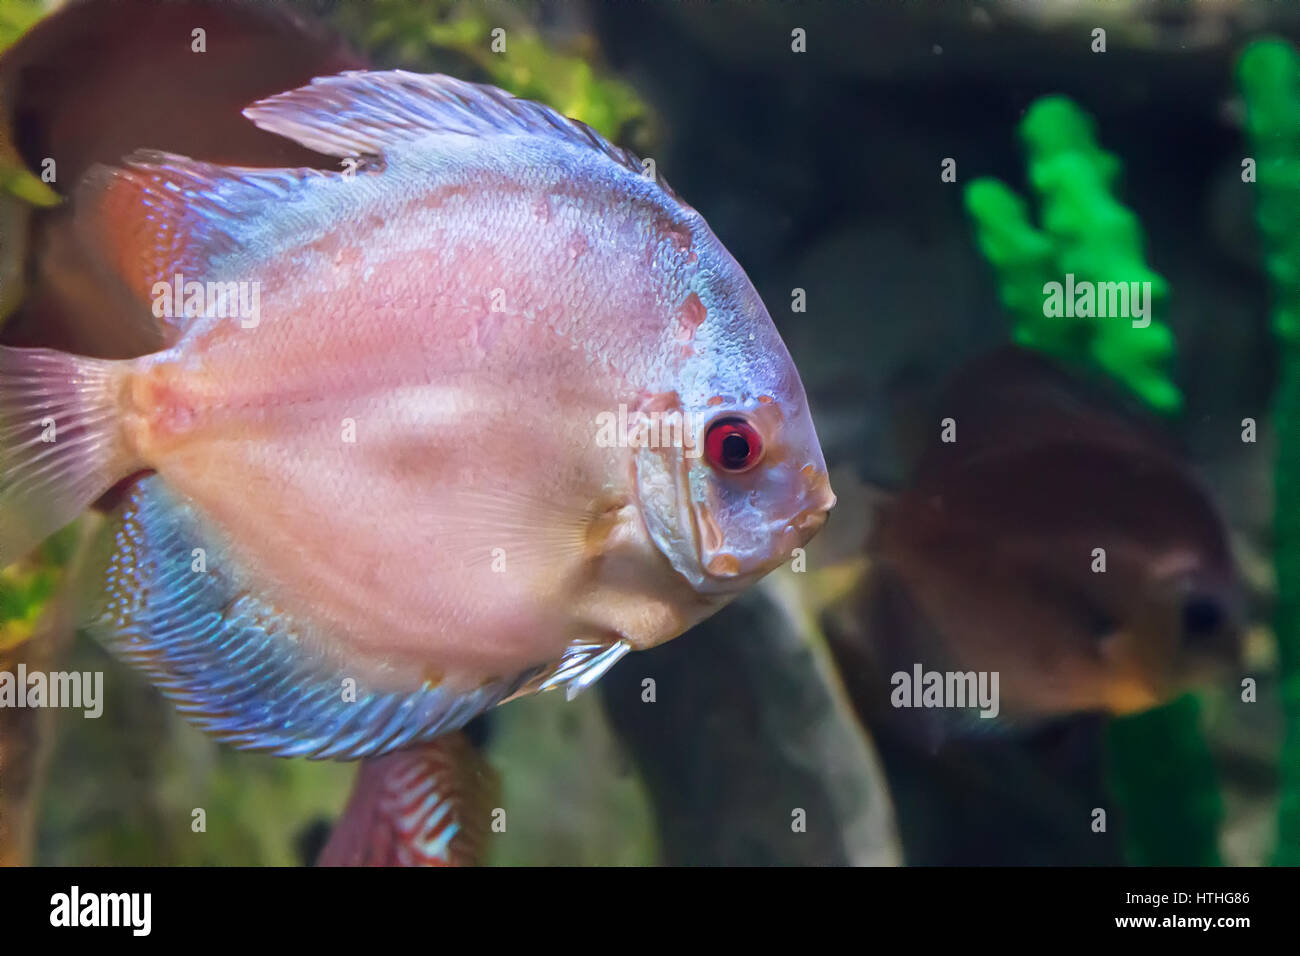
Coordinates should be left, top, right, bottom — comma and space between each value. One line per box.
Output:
0, 0, 363, 188
838, 563, 1002, 751
73, 151, 334, 344
825, 563, 929, 728
243, 71, 680, 200
0, 0, 364, 355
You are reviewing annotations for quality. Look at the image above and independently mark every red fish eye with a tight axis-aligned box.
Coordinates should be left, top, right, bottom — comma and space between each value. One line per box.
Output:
705, 417, 763, 473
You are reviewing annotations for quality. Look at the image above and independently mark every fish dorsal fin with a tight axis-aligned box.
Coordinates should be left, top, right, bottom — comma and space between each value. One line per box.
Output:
74, 150, 335, 342
243, 70, 678, 198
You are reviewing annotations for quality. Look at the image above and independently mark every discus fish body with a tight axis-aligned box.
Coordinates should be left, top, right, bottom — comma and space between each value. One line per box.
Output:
0, 72, 833, 757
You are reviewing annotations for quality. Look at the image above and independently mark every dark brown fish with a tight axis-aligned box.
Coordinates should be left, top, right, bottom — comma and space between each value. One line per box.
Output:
0, 0, 365, 358
826, 347, 1243, 737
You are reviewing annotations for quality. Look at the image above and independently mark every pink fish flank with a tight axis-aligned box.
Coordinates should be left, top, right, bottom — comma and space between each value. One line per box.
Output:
0, 72, 834, 758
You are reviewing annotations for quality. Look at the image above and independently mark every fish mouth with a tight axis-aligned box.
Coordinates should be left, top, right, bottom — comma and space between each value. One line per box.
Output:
792, 499, 833, 537
695, 467, 836, 588
777, 476, 836, 555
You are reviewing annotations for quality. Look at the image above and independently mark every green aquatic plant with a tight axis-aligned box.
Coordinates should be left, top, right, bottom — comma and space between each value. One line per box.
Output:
1238, 37, 1300, 867
965, 96, 1180, 414
966, 96, 1223, 866
0, 525, 76, 651
0, 0, 42, 53
332, 0, 651, 143
1104, 696, 1222, 865
0, 0, 69, 624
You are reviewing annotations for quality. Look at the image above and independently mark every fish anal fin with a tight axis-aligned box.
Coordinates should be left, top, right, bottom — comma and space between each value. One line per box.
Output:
319, 733, 499, 867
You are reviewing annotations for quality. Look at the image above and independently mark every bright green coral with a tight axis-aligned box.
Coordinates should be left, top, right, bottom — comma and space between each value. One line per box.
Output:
1238, 37, 1300, 867
965, 96, 1180, 414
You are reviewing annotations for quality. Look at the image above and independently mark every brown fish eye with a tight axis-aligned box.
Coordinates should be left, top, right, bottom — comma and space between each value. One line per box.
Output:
705, 417, 763, 473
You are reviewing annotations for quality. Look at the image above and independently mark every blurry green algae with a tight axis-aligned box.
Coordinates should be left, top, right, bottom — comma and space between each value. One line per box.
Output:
1104, 696, 1222, 866
1238, 36, 1300, 867
330, 0, 651, 144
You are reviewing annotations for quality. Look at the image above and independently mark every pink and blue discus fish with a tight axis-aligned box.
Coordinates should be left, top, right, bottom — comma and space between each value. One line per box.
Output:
0, 72, 834, 758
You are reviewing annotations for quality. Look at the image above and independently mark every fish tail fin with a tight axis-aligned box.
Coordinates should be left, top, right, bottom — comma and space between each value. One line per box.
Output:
0, 347, 132, 567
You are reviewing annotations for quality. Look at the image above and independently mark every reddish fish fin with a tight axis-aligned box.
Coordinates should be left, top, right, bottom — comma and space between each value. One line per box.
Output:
244, 70, 680, 199
318, 734, 499, 867
73, 151, 331, 342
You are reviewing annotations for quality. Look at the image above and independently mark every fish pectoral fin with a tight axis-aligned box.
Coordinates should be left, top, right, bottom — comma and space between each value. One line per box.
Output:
439, 486, 626, 571
78, 475, 539, 759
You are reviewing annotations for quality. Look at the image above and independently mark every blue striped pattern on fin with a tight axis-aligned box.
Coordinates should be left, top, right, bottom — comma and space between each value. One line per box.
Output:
80, 476, 538, 760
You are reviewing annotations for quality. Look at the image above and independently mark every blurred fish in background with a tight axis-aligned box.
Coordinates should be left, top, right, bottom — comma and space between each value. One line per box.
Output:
818, 347, 1247, 863
828, 346, 1243, 740
0, 0, 365, 356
